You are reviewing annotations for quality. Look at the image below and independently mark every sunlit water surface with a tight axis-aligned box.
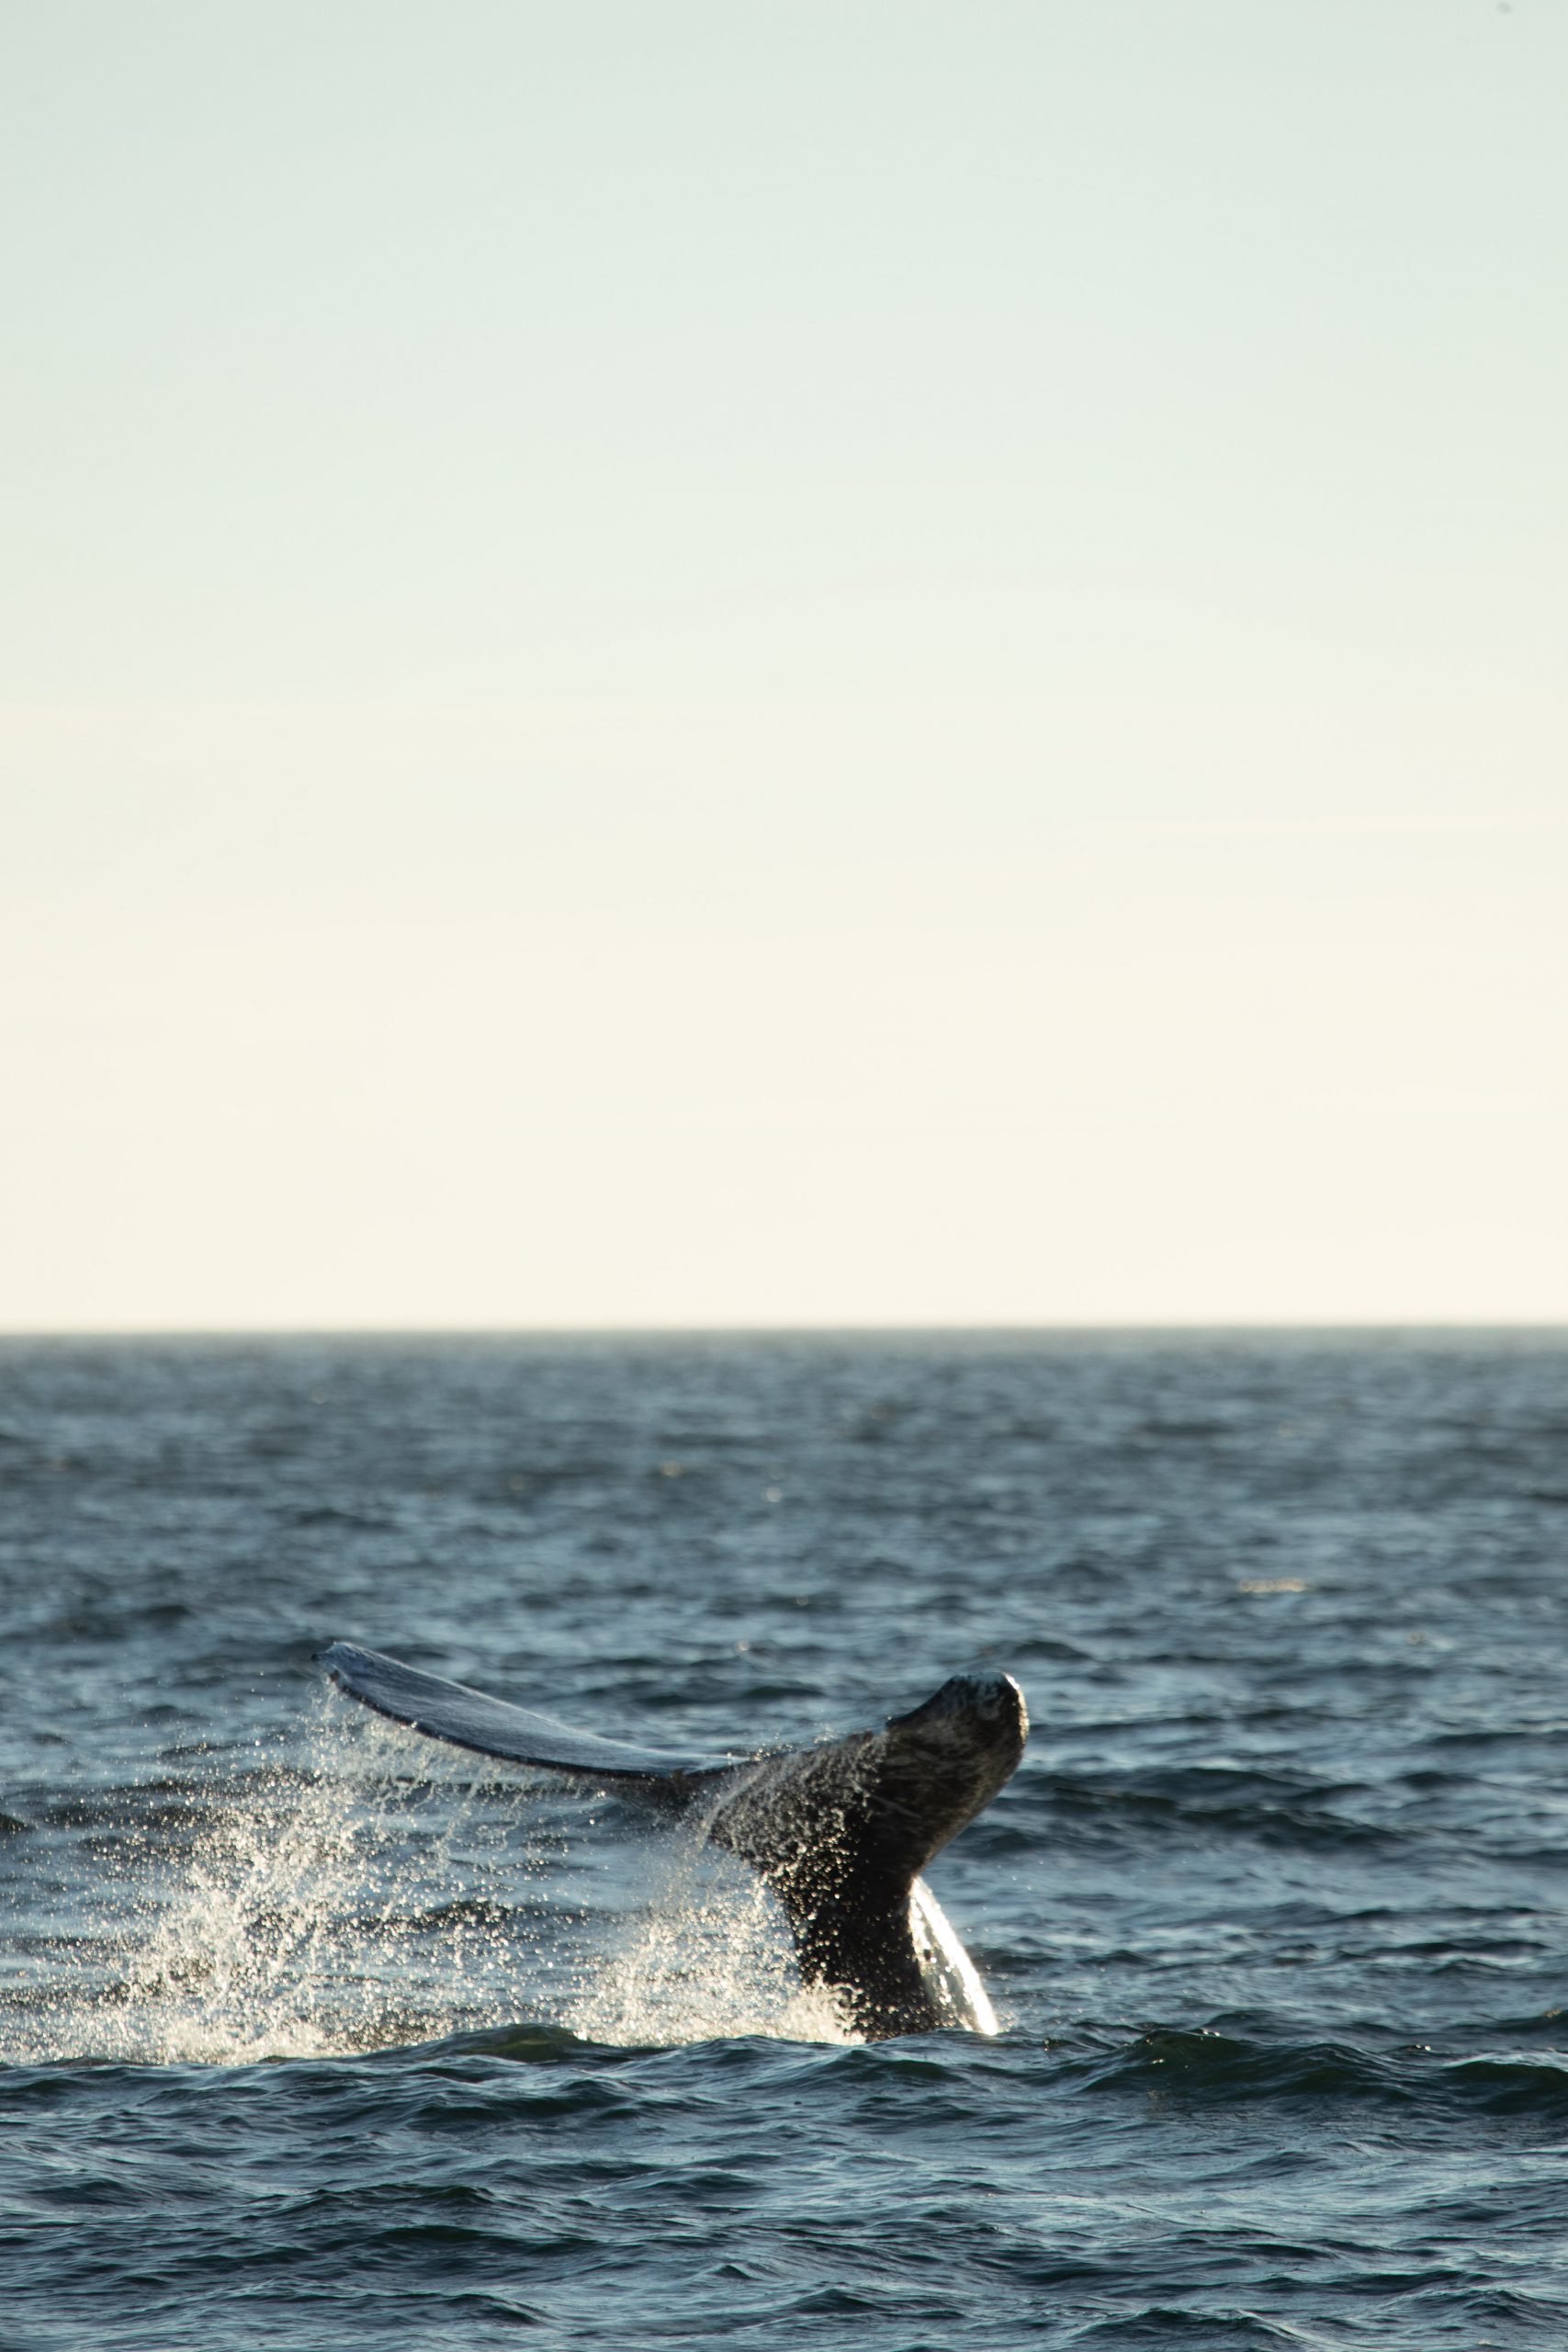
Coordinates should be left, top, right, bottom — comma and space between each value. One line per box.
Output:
2, 1333, 1566, 2347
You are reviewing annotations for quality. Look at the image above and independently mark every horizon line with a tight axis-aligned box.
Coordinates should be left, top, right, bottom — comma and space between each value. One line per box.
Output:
3, 1319, 1566, 1342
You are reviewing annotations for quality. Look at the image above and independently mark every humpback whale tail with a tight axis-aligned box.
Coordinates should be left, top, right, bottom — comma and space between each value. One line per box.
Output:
317, 1641, 1027, 2039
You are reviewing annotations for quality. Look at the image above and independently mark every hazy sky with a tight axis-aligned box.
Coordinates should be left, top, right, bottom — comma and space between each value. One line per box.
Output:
3, 0, 1564, 1328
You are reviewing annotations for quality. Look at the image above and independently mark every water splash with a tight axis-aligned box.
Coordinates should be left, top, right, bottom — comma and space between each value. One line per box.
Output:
110, 1724, 525, 2062
2, 1702, 530, 2064
0, 1701, 859, 2064
564, 1826, 858, 2048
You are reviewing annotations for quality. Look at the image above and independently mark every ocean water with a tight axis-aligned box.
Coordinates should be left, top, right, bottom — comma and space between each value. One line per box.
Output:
2, 1332, 1567, 2350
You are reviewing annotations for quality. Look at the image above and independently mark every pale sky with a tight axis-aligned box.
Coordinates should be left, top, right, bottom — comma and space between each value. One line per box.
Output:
3, 0, 1564, 1329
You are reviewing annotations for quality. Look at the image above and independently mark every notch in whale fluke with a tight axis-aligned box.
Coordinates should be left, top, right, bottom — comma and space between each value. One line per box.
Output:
317, 1640, 1027, 2040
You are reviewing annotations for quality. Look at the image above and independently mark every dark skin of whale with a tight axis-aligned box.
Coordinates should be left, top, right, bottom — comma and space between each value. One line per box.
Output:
318, 1642, 1028, 2040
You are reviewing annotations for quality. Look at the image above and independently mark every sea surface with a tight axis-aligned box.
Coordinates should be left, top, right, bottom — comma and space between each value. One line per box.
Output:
2, 1332, 1567, 2349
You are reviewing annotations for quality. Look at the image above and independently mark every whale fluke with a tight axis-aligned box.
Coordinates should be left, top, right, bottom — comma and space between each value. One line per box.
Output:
318, 1640, 1027, 2039
316, 1641, 742, 1792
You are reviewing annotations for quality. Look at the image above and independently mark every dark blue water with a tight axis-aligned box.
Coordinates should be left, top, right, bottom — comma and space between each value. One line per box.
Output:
3, 1334, 1567, 2348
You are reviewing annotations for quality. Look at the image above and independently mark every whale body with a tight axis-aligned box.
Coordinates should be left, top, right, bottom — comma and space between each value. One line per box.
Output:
318, 1641, 1028, 2040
